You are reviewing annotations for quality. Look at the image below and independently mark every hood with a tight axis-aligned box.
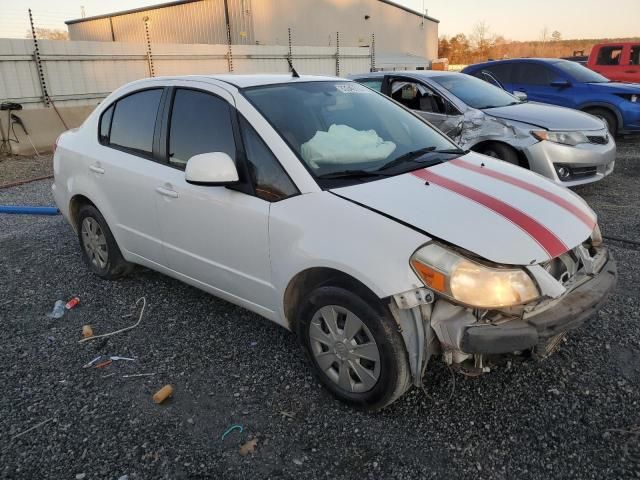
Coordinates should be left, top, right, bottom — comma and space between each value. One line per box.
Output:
588, 81, 640, 94
331, 152, 596, 266
484, 102, 605, 131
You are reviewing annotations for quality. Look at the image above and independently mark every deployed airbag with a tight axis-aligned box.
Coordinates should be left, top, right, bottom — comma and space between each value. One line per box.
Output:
301, 124, 396, 168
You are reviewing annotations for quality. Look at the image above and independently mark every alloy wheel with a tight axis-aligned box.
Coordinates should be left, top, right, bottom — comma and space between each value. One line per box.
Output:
81, 217, 108, 269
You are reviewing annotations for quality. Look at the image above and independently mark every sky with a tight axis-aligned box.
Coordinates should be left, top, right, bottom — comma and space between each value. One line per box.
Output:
1, 0, 639, 41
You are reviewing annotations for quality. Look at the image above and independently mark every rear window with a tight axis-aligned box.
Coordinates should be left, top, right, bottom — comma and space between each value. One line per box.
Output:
552, 60, 609, 83
478, 63, 513, 83
109, 89, 163, 155
355, 79, 383, 92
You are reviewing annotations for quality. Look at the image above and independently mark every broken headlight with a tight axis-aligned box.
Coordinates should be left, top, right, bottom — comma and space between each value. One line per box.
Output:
531, 130, 589, 146
410, 243, 540, 308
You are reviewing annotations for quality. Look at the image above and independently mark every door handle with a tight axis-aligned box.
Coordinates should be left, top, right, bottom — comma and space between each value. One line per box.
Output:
89, 165, 105, 174
155, 186, 179, 198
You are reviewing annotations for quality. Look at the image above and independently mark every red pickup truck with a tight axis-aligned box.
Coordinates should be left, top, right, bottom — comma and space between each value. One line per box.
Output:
587, 42, 640, 82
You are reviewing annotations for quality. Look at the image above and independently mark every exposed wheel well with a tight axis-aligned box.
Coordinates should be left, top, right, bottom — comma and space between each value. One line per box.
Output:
581, 106, 619, 132
470, 140, 529, 169
283, 267, 383, 331
69, 195, 97, 230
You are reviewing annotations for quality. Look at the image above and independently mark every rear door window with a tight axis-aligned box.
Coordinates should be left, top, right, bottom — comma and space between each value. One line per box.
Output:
167, 89, 236, 169
513, 63, 553, 85
109, 89, 163, 155
631, 45, 640, 65
482, 64, 513, 83
596, 46, 623, 66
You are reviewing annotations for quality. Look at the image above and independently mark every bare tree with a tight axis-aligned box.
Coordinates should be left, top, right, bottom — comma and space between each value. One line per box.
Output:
25, 28, 69, 40
470, 21, 495, 61
539, 26, 550, 43
551, 30, 562, 42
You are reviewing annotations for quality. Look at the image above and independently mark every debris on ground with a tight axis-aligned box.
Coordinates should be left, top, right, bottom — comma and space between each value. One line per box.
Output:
239, 438, 258, 456
78, 297, 146, 344
153, 384, 174, 404
47, 300, 65, 319
10, 418, 54, 441
82, 355, 102, 368
65, 296, 80, 310
221, 424, 243, 440
94, 360, 113, 369
81, 325, 93, 339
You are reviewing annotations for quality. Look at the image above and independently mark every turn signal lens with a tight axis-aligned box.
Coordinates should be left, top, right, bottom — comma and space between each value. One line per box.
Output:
410, 243, 540, 309
410, 259, 446, 292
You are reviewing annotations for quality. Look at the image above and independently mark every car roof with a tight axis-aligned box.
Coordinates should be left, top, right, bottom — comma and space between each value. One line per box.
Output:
132, 74, 346, 89
349, 70, 461, 80
467, 58, 566, 69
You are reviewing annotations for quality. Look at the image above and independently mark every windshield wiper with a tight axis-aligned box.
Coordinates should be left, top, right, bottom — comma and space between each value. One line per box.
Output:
316, 169, 391, 180
377, 147, 466, 172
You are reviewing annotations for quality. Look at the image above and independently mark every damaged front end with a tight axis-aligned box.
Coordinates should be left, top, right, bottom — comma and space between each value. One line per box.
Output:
389, 238, 617, 385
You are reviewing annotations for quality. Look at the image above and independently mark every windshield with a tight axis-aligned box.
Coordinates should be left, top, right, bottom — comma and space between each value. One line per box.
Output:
553, 60, 609, 83
242, 81, 458, 181
431, 74, 519, 109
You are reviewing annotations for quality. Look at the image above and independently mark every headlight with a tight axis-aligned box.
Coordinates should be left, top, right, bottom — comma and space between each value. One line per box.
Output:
410, 243, 540, 308
531, 130, 589, 146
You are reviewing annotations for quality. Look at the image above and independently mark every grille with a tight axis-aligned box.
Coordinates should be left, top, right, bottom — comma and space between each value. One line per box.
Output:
570, 166, 598, 179
587, 135, 609, 145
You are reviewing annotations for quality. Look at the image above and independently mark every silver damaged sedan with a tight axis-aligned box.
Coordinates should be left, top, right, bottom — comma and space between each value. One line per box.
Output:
349, 71, 616, 186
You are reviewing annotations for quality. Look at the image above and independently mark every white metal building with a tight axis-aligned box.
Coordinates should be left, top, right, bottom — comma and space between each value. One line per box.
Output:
66, 0, 439, 61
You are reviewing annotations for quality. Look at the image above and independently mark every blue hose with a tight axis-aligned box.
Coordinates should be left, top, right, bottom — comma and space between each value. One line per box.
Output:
0, 205, 60, 215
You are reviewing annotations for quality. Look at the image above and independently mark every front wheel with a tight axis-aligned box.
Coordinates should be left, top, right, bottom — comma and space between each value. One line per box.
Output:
297, 286, 411, 410
479, 143, 520, 165
585, 108, 617, 135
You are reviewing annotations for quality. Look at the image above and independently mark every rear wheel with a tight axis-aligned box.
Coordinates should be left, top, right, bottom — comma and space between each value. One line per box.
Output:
479, 143, 519, 165
77, 204, 133, 279
297, 286, 411, 410
585, 108, 617, 135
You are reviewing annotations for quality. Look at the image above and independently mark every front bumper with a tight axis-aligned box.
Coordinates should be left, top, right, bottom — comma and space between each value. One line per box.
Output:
460, 254, 617, 355
523, 135, 616, 187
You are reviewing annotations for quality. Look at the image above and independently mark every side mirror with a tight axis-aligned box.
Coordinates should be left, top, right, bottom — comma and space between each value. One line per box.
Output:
185, 152, 239, 186
513, 91, 528, 102
550, 79, 571, 88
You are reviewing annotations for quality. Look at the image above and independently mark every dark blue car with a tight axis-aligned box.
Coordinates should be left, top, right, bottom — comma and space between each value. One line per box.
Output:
462, 58, 640, 135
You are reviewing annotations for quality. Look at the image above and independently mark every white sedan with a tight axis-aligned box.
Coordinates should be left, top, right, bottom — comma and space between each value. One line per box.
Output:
53, 75, 617, 410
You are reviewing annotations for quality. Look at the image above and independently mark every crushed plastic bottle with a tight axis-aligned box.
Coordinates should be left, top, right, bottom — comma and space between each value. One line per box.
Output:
47, 300, 65, 319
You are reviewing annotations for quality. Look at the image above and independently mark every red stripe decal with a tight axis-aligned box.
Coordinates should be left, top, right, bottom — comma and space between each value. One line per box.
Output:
411, 169, 568, 258
449, 158, 596, 229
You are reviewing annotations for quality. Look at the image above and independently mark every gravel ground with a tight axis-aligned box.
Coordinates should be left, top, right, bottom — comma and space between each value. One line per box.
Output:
1, 138, 639, 480
0, 153, 53, 186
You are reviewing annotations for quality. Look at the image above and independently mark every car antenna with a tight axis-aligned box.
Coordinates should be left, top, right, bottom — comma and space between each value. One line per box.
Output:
287, 57, 300, 78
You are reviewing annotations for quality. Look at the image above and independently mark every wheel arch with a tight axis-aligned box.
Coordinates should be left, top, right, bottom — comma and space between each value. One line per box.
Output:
469, 140, 530, 169
69, 194, 98, 232
283, 267, 386, 331
579, 102, 623, 132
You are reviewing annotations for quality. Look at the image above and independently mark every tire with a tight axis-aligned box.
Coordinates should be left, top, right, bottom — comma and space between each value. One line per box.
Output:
585, 108, 617, 135
76, 204, 133, 280
296, 285, 411, 410
479, 143, 520, 165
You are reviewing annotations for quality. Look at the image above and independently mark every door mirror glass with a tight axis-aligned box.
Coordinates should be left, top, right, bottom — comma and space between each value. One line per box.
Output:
550, 79, 571, 88
513, 91, 528, 102
185, 152, 239, 185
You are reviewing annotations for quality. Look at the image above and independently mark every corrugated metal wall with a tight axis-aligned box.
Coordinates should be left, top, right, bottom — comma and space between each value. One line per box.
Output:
68, 0, 255, 45
0, 39, 374, 109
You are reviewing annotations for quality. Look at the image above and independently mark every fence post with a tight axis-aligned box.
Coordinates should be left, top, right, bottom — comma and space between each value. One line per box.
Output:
143, 17, 155, 77
288, 27, 293, 72
223, 0, 234, 72
28, 9, 50, 107
370, 33, 376, 72
335, 32, 340, 77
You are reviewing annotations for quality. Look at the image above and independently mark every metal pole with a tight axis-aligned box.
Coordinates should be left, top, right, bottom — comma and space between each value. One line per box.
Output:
223, 0, 233, 72
143, 17, 155, 77
287, 28, 293, 72
28, 9, 50, 107
370, 33, 376, 72
335, 32, 340, 77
